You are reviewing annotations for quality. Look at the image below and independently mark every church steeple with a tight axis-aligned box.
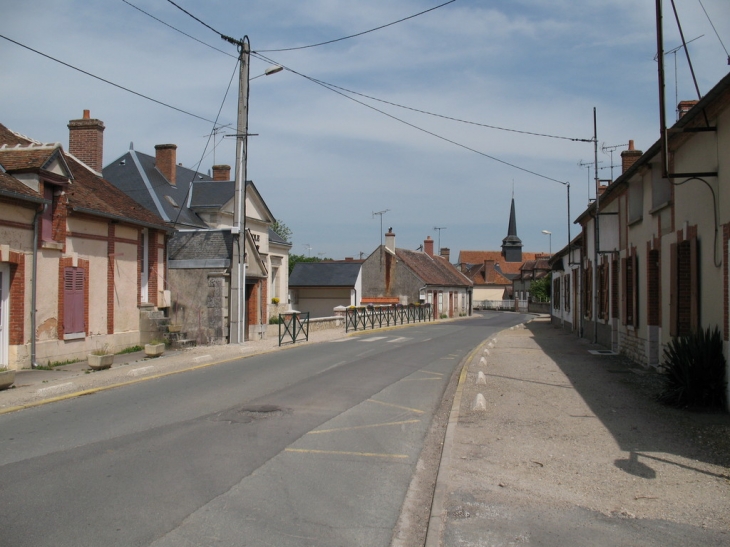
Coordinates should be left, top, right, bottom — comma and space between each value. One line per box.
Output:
501, 196, 523, 262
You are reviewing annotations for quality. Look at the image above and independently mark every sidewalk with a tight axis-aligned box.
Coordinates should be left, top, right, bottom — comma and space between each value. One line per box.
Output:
0, 327, 346, 414
428, 316, 730, 546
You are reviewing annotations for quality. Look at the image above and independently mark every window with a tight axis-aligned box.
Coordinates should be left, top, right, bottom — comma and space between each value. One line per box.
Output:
670, 237, 699, 336
271, 267, 279, 299
622, 253, 639, 327
64, 267, 85, 336
597, 261, 609, 321
564, 273, 571, 312
583, 262, 592, 319
553, 277, 561, 310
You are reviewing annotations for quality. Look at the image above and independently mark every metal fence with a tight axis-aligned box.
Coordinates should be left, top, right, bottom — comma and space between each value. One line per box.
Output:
474, 300, 515, 311
278, 311, 310, 346
345, 304, 433, 332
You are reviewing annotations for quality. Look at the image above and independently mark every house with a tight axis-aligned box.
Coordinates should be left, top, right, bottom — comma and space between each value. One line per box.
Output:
288, 259, 364, 318
0, 114, 170, 370
361, 229, 472, 318
102, 138, 290, 343
512, 255, 552, 302
566, 71, 730, 406
548, 233, 583, 333
459, 196, 540, 305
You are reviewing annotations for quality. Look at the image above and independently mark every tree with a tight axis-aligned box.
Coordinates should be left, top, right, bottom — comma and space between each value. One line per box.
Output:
529, 276, 551, 302
271, 220, 292, 243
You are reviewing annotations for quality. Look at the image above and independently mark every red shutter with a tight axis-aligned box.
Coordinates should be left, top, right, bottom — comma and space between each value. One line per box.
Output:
690, 236, 699, 333
64, 267, 85, 334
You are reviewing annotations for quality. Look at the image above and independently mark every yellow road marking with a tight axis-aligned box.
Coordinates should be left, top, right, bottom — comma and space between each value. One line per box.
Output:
402, 378, 440, 381
308, 419, 420, 434
285, 448, 408, 459
367, 399, 424, 414
420, 370, 444, 378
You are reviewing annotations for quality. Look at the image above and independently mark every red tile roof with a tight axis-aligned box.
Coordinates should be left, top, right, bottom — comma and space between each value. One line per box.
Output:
395, 248, 472, 287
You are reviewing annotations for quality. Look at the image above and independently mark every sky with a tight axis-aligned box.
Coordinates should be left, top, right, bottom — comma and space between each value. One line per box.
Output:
2, 0, 729, 260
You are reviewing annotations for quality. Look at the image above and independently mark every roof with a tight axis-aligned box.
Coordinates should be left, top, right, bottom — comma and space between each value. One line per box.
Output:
458, 250, 540, 283
575, 70, 730, 226
103, 150, 209, 228
0, 123, 169, 231
190, 180, 234, 209
168, 230, 233, 261
395, 248, 472, 287
268, 226, 292, 247
289, 261, 362, 287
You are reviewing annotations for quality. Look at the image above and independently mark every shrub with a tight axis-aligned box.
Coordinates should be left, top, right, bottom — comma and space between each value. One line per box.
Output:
658, 326, 727, 410
269, 316, 282, 325
271, 297, 280, 305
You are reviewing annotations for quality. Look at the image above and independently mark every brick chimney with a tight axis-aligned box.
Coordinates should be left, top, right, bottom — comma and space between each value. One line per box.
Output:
212, 164, 231, 181
440, 247, 451, 262
385, 228, 396, 253
483, 259, 495, 282
423, 236, 434, 257
155, 144, 177, 185
621, 140, 642, 174
678, 100, 698, 118
68, 109, 105, 172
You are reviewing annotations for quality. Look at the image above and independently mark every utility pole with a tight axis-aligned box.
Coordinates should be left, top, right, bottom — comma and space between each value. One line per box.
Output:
230, 36, 250, 345
593, 107, 600, 345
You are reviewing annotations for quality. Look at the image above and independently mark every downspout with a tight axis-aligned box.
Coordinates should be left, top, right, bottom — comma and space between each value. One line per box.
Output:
30, 205, 45, 368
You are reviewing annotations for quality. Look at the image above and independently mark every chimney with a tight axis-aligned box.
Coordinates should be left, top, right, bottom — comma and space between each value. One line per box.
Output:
423, 236, 434, 257
344, 257, 353, 262
483, 259, 495, 282
678, 100, 698, 119
621, 140, 642, 174
440, 247, 450, 262
212, 164, 231, 181
68, 109, 105, 172
597, 183, 608, 196
155, 144, 177, 185
383, 228, 397, 253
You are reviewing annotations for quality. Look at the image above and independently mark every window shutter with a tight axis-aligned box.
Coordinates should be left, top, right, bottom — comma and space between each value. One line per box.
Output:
64, 267, 85, 334
690, 236, 699, 332
621, 257, 627, 325
670, 243, 677, 336
632, 254, 639, 328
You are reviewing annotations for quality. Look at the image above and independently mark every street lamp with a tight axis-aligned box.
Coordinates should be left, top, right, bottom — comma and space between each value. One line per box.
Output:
230, 36, 282, 344
541, 230, 552, 255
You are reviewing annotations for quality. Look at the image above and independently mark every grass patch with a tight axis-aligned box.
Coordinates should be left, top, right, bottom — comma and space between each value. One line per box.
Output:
35, 358, 81, 370
117, 345, 144, 355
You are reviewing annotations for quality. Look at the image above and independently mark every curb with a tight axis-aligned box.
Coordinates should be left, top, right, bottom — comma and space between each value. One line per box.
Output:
424, 336, 489, 547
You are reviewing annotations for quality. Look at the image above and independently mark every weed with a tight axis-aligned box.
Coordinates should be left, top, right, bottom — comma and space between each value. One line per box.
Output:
116, 345, 144, 354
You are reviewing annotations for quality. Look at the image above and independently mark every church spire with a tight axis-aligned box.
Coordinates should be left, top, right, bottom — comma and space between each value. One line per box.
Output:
501, 196, 523, 262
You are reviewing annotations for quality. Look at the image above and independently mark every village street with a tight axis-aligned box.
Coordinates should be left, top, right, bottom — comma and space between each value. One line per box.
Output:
0, 313, 526, 547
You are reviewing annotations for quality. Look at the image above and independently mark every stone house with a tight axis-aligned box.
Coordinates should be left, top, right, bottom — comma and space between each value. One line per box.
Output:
102, 135, 290, 343
361, 229, 472, 318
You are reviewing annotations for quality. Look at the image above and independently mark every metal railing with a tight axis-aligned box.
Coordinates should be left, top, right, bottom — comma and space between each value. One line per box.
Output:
474, 300, 515, 311
345, 304, 433, 332
278, 311, 310, 346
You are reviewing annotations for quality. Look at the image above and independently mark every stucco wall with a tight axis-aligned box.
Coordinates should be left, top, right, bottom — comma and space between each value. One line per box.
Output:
168, 269, 229, 345
113, 241, 139, 333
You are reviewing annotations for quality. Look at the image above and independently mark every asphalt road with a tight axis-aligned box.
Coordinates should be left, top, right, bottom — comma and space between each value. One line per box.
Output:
0, 312, 527, 547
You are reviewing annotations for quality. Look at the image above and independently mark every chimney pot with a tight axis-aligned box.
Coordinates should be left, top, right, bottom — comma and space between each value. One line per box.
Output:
68, 110, 105, 172
155, 144, 177, 185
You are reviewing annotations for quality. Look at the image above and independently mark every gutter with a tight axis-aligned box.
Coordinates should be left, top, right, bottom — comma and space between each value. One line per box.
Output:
30, 205, 45, 368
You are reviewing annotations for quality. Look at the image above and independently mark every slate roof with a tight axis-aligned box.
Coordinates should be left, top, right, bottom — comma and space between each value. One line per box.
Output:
268, 227, 291, 247
168, 230, 233, 261
289, 261, 362, 287
0, 123, 169, 230
395, 249, 472, 287
103, 150, 209, 228
190, 180, 234, 208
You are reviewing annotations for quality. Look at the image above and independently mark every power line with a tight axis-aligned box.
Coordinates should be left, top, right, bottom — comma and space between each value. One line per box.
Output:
252, 51, 569, 186
164, 0, 455, 52
257, 1, 457, 52
122, 0, 237, 59
697, 0, 729, 62
303, 75, 592, 142
126, 0, 591, 143
0, 33, 232, 129
172, 57, 240, 227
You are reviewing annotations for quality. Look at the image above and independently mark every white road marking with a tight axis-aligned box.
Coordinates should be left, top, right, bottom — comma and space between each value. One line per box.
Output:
128, 366, 155, 377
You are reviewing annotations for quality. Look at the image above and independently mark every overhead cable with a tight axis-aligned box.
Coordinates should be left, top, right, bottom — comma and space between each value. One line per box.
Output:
0, 33, 231, 129
252, 52, 568, 186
